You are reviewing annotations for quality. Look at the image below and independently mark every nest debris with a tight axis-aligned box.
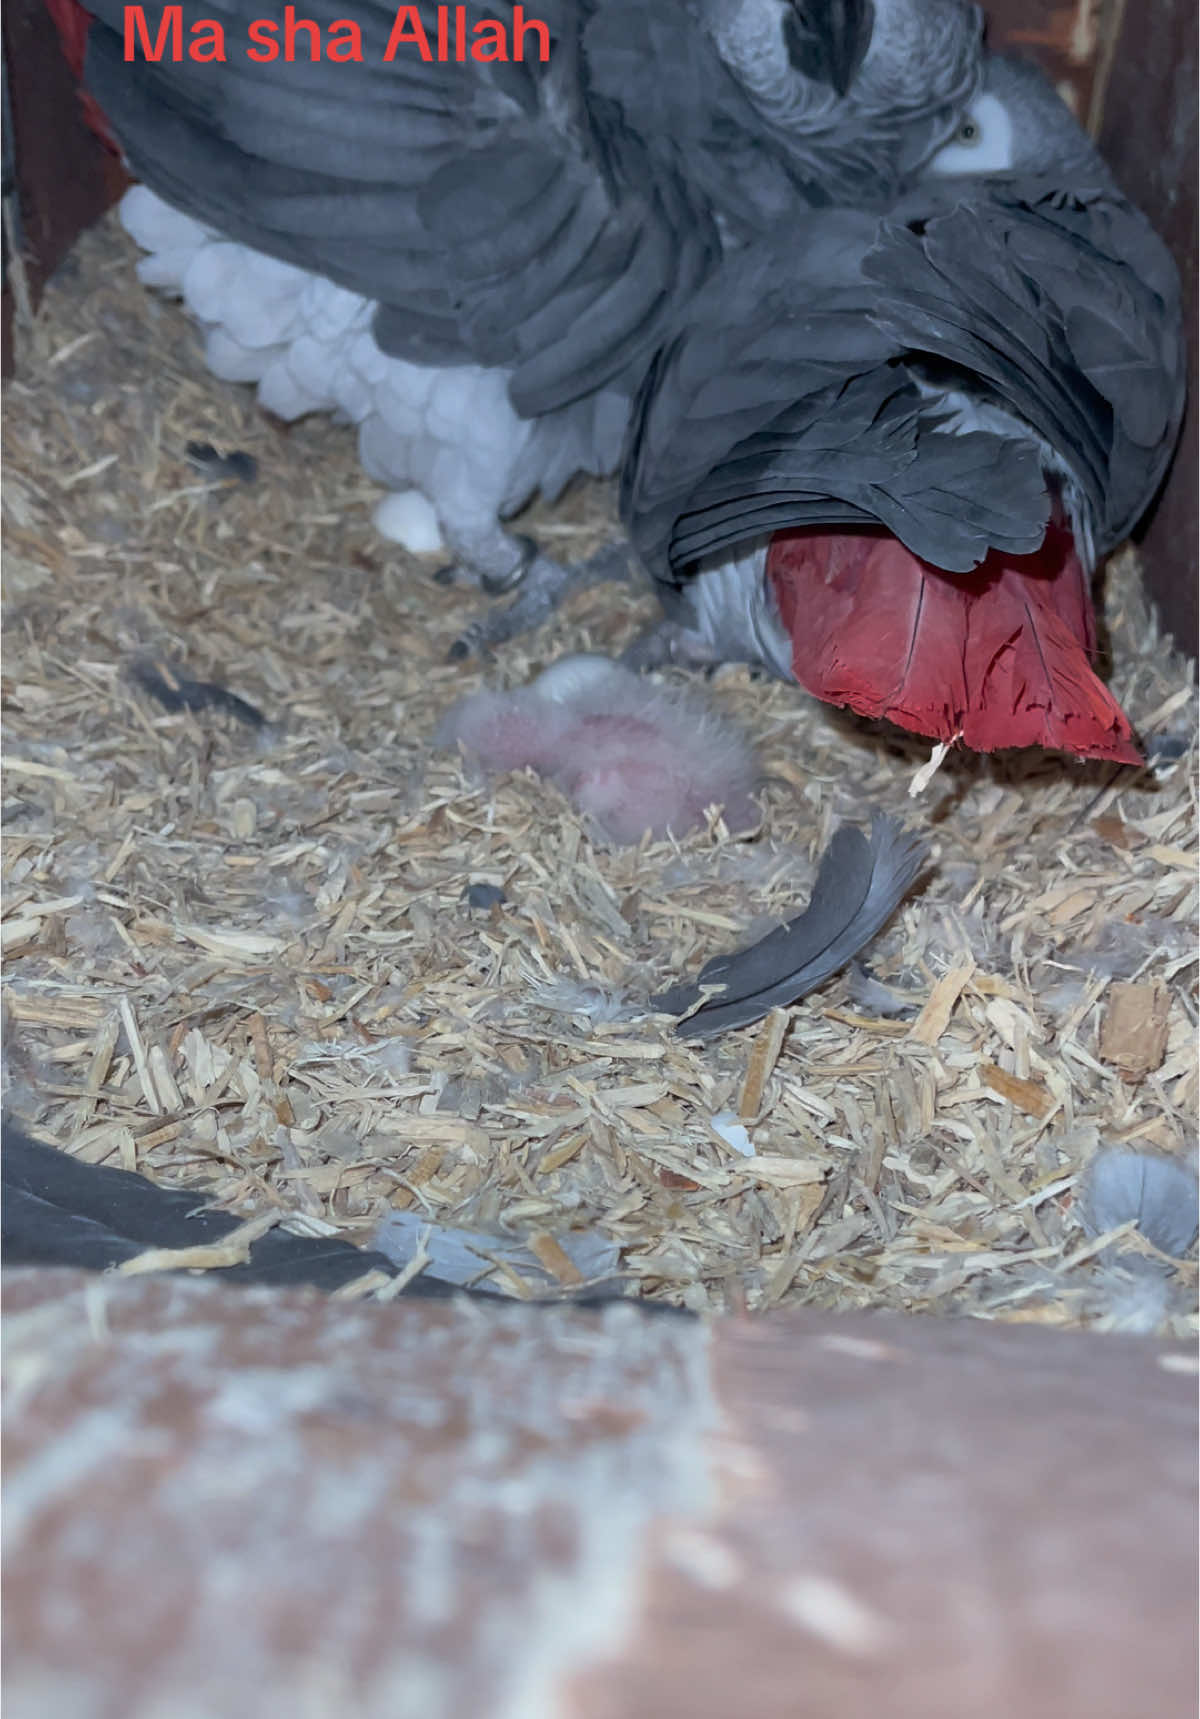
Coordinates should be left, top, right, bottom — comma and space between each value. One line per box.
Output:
3, 214, 1196, 1331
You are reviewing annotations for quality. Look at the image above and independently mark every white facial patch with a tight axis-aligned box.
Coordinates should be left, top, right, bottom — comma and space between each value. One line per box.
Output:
925, 92, 1015, 176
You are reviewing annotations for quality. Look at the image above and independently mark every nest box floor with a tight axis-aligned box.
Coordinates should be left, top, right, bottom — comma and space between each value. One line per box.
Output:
3, 213, 1196, 1332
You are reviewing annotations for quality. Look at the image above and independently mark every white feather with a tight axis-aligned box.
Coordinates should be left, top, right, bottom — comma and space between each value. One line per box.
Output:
120, 184, 211, 254
255, 354, 329, 421
373, 491, 445, 553
283, 335, 345, 403
203, 327, 282, 385
533, 654, 628, 705
120, 185, 618, 549
296, 277, 370, 343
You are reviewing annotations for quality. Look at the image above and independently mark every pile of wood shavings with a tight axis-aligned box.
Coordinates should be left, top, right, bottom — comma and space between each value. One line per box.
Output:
3, 214, 1196, 1331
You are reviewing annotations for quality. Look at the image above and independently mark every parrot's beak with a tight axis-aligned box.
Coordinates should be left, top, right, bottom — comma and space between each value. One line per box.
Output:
784, 0, 877, 98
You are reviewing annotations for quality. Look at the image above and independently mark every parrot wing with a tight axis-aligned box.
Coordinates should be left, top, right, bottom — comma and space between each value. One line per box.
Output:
624, 178, 1183, 581
863, 181, 1186, 552
83, 0, 719, 412
620, 215, 1054, 582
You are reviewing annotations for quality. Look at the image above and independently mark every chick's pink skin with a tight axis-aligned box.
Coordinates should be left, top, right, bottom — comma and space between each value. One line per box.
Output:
438, 656, 759, 843
435, 688, 568, 775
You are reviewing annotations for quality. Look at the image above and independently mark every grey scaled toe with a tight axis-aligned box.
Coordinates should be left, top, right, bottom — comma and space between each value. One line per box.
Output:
449, 541, 636, 660
434, 533, 540, 594
618, 619, 722, 673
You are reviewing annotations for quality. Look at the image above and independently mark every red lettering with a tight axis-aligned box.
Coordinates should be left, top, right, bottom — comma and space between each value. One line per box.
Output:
282, 6, 320, 60
382, 5, 431, 60
327, 20, 363, 61
123, 5, 182, 61
472, 17, 506, 62
246, 18, 278, 60
512, 6, 549, 63
188, 18, 225, 59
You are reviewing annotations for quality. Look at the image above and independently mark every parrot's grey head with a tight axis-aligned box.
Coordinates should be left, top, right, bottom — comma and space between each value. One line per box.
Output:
705, 0, 984, 193
925, 54, 1108, 182
778, 0, 877, 98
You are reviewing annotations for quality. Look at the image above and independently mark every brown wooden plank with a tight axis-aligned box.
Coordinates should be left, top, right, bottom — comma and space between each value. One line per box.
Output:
2, 0, 126, 376
5, 1268, 1195, 1719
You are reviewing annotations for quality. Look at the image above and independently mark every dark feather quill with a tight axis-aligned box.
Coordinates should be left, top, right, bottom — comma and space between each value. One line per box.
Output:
653, 816, 927, 1039
1, 1127, 462, 1294
1, 1126, 676, 1308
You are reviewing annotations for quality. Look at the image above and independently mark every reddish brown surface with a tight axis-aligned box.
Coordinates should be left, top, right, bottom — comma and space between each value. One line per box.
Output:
988, 0, 1198, 652
5, 1269, 1196, 1719
1095, 0, 1199, 653
986, 0, 1113, 118
1, 0, 126, 375
768, 523, 1142, 762
573, 1311, 1198, 1719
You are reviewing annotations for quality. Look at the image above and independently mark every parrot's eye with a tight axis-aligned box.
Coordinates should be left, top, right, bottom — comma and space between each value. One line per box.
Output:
956, 118, 982, 145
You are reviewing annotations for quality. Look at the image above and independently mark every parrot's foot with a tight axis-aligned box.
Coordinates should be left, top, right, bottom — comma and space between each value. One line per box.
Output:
618, 619, 723, 673
432, 531, 539, 596
448, 541, 636, 660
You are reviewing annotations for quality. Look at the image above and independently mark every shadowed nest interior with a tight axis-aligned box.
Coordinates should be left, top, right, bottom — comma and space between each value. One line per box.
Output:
3, 214, 1196, 1331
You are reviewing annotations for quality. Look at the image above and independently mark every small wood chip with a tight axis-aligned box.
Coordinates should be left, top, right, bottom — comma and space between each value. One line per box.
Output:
978, 1062, 1053, 1119
116, 1212, 281, 1276
738, 1008, 789, 1120
1092, 815, 1137, 850
909, 738, 955, 796
910, 964, 975, 1047
525, 1232, 586, 1286
743, 1155, 828, 1187
657, 1168, 702, 1192
1099, 980, 1171, 1080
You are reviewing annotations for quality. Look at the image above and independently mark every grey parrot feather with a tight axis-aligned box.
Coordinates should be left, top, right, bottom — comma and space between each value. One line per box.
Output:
653, 816, 927, 1039
0, 1125, 461, 1293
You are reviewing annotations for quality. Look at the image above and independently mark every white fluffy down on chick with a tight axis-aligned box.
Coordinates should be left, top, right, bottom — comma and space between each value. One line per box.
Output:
437, 654, 760, 845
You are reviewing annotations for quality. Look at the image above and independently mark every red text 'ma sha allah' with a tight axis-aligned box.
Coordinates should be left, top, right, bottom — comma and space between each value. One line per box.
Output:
123, 5, 552, 64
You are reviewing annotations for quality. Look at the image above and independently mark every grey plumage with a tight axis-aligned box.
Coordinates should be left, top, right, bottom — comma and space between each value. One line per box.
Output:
622, 55, 1185, 589
652, 815, 926, 1038
85, 0, 981, 415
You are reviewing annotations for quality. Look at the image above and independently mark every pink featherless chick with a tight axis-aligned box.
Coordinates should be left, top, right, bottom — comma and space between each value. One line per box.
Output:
436, 654, 760, 845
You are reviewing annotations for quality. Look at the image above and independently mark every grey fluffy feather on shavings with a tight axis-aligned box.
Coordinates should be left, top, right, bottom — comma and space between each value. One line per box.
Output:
464, 881, 507, 910
652, 815, 928, 1039
126, 654, 267, 729
185, 440, 258, 484
374, 1209, 624, 1296
1078, 1148, 1199, 1259
1083, 1258, 1179, 1336
844, 961, 922, 1018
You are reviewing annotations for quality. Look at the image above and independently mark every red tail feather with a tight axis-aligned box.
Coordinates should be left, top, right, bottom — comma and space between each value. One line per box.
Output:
767, 523, 1141, 764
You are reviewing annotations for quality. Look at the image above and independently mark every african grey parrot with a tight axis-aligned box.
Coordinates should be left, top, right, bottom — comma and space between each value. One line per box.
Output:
72, 0, 983, 587
615, 54, 1186, 760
